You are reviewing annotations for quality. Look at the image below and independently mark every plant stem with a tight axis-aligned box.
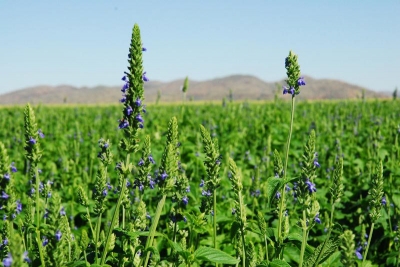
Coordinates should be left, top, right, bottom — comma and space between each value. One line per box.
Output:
213, 189, 218, 267
95, 212, 102, 263
100, 177, 127, 265
35, 167, 40, 230
264, 235, 269, 263
362, 223, 375, 266
143, 195, 167, 267
36, 230, 46, 267
299, 210, 308, 267
277, 96, 296, 253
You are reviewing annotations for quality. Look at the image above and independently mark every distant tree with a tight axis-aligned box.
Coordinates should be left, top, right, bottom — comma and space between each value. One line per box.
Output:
393, 86, 398, 101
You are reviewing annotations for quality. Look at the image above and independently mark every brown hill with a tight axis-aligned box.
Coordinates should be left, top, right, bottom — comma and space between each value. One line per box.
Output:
0, 75, 387, 105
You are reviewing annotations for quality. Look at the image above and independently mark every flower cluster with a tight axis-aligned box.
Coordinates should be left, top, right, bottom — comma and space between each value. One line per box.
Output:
282, 51, 305, 96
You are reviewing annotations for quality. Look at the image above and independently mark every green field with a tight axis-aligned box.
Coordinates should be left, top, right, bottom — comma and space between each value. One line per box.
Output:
0, 98, 399, 266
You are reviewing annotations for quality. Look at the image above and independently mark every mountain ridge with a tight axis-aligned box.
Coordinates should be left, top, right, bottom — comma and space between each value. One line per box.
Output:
0, 75, 388, 105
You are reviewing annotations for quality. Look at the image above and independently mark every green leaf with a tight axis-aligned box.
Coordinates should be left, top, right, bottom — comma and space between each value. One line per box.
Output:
269, 259, 292, 267
266, 177, 282, 204
65, 261, 88, 267
304, 236, 341, 267
194, 246, 239, 264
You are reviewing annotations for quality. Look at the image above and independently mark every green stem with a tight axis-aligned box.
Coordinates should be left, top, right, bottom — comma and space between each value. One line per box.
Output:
241, 229, 246, 267
299, 210, 308, 267
35, 167, 40, 230
36, 230, 46, 267
277, 96, 295, 252
143, 195, 167, 267
213, 189, 218, 267
100, 179, 127, 265
95, 212, 102, 263
264, 235, 269, 263
362, 223, 375, 266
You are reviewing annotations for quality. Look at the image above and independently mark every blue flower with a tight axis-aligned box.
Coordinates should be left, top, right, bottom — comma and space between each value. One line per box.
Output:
42, 237, 49, 246
55, 230, 62, 241
275, 191, 281, 199
23, 251, 31, 263
2, 253, 12, 267
136, 114, 144, 123
60, 206, 66, 216
355, 246, 363, 260
160, 172, 168, 180
201, 190, 212, 197
38, 129, 45, 138
16, 200, 22, 214
121, 76, 128, 81
382, 196, 387, 206
102, 189, 108, 196
3, 173, 10, 181
231, 208, 236, 215
148, 155, 155, 164
297, 76, 306, 86
314, 160, 320, 168
121, 82, 129, 93
10, 162, 17, 173
200, 180, 205, 187
314, 213, 321, 224
120, 95, 127, 103
142, 72, 149, 82
118, 119, 129, 129
305, 179, 317, 193
289, 87, 295, 95
29, 137, 36, 145
149, 178, 156, 189
283, 86, 289, 95
185, 186, 190, 193
135, 98, 142, 107
1, 191, 9, 199
125, 106, 133, 116
182, 196, 189, 205
142, 46, 147, 52
138, 159, 145, 166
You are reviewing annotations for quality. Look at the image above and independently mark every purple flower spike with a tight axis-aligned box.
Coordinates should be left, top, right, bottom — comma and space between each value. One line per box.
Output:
142, 72, 149, 82
297, 76, 306, 86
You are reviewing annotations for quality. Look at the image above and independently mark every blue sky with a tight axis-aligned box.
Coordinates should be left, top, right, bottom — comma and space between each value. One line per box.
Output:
1, 0, 399, 94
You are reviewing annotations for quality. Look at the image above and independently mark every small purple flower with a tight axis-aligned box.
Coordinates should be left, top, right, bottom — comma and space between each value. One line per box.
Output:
42, 237, 49, 246
102, 189, 108, 196
185, 186, 190, 193
146, 212, 151, 219
289, 87, 295, 95
231, 208, 236, 215
138, 159, 145, 166
142, 72, 149, 82
275, 191, 281, 199
314, 160, 320, 168
10, 162, 17, 173
136, 114, 144, 123
2, 215, 7, 221
283, 86, 289, 95
118, 119, 129, 129
3, 173, 10, 181
2, 253, 12, 267
23, 251, 31, 263
125, 106, 133, 116
149, 178, 156, 189
16, 200, 22, 214
183, 216, 187, 223
106, 182, 113, 190
121, 76, 127, 81
285, 184, 291, 192
182, 196, 189, 205
160, 172, 168, 180
314, 213, 321, 224
55, 230, 62, 241
201, 190, 212, 197
382, 196, 387, 206
60, 206, 66, 216
1, 191, 9, 199
29, 137, 36, 145
121, 82, 129, 93
135, 98, 142, 107
38, 129, 45, 138
120, 95, 127, 103
297, 76, 306, 86
200, 180, 205, 187
3, 238, 8, 245
139, 183, 144, 191
142, 105, 147, 113
142, 46, 147, 52
44, 209, 49, 219
355, 246, 363, 260
103, 142, 109, 148
148, 155, 155, 164
305, 179, 317, 193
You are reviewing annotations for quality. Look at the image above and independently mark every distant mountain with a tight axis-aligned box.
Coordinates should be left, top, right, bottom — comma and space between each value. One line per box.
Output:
0, 75, 388, 105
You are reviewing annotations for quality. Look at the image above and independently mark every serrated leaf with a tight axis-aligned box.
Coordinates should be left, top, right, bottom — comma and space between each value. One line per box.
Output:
304, 236, 341, 267
194, 246, 239, 264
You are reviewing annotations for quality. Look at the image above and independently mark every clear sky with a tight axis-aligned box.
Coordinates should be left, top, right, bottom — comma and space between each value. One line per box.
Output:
1, 0, 399, 94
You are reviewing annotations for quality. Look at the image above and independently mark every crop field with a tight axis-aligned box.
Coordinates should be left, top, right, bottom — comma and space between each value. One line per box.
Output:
0, 24, 400, 267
